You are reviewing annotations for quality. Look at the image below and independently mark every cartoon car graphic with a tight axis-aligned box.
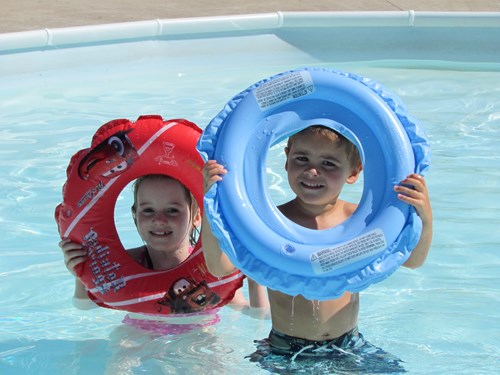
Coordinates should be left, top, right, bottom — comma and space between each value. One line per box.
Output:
78, 130, 138, 180
156, 277, 221, 314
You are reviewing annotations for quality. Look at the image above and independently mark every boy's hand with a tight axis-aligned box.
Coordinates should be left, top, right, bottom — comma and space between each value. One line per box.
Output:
59, 238, 87, 277
203, 160, 227, 193
394, 174, 432, 226
396, 174, 433, 268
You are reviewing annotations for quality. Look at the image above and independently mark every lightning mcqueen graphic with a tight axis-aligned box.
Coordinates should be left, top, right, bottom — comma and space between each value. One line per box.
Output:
78, 130, 139, 181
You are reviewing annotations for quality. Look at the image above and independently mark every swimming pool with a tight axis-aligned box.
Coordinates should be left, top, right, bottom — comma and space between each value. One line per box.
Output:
1, 11, 499, 374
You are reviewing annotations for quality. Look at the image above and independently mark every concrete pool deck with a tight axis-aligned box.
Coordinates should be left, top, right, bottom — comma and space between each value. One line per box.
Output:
3, 0, 500, 34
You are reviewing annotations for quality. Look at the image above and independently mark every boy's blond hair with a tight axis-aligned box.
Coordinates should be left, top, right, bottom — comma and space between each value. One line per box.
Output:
287, 125, 362, 169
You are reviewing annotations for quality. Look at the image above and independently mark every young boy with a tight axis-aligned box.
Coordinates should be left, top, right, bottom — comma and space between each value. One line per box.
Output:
202, 125, 433, 361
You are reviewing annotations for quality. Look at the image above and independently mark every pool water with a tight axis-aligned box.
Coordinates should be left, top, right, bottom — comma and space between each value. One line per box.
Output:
1, 27, 500, 374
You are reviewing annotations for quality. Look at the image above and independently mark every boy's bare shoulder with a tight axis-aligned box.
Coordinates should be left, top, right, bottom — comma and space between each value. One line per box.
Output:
277, 200, 302, 224
277, 200, 293, 216
343, 201, 359, 216
278, 199, 359, 219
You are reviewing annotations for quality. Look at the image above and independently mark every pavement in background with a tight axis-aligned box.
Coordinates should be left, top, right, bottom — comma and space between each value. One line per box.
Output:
3, 0, 500, 34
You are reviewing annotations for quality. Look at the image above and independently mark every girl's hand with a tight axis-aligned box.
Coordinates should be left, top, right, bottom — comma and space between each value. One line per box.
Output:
394, 174, 432, 226
203, 160, 227, 193
59, 238, 87, 277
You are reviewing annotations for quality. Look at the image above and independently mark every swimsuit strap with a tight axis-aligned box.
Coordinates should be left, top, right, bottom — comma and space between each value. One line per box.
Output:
143, 246, 153, 269
143, 246, 194, 270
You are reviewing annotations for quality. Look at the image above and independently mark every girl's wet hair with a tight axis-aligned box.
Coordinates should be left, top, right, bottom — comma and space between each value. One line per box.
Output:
131, 174, 200, 246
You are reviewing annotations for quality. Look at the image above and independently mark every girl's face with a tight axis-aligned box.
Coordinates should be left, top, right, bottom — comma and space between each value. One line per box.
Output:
134, 177, 200, 255
285, 131, 360, 208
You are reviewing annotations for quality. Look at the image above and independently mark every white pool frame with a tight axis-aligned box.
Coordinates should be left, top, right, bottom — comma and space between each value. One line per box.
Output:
0, 11, 499, 69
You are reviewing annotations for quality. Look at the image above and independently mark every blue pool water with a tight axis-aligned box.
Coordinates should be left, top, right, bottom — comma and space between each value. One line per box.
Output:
1, 13, 499, 374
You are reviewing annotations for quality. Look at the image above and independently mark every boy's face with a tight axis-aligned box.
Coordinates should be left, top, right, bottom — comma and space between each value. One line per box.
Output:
285, 131, 360, 207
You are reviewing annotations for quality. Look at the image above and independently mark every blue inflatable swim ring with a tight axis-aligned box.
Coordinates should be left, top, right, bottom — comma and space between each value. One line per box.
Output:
197, 67, 430, 300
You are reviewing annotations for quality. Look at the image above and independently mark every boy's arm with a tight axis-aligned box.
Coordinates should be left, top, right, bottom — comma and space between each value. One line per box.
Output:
201, 160, 238, 277
201, 214, 238, 276
203, 217, 270, 308
247, 278, 270, 309
394, 174, 433, 269
202, 161, 270, 309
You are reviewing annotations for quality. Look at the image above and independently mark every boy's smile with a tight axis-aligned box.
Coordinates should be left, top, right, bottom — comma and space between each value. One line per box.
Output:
300, 181, 325, 189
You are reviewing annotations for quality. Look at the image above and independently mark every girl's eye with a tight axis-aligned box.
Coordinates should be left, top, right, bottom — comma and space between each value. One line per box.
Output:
166, 208, 179, 215
141, 208, 155, 215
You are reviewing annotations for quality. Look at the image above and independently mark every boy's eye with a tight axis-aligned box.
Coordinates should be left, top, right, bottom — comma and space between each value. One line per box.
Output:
323, 161, 337, 168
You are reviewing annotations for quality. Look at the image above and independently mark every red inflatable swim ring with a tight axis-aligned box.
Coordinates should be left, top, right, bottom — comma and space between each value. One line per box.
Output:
55, 115, 244, 315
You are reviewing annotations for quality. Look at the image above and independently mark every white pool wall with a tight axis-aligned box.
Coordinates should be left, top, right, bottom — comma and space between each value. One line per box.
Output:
0, 11, 499, 69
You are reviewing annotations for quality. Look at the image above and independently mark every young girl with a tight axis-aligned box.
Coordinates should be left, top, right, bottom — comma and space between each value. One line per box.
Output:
60, 174, 249, 308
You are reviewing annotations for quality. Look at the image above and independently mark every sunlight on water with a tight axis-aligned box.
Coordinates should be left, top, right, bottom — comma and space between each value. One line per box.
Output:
0, 37, 499, 374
